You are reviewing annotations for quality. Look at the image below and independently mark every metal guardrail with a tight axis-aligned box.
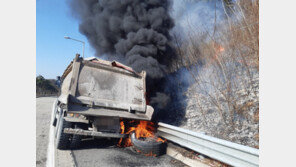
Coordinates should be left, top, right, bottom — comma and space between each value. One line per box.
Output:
158, 122, 259, 167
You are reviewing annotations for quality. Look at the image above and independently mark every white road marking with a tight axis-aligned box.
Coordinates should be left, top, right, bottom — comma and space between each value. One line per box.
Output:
46, 99, 57, 167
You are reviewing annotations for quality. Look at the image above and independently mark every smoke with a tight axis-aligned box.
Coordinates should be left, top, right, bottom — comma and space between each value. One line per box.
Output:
170, 0, 225, 39
69, 0, 175, 79
150, 92, 171, 109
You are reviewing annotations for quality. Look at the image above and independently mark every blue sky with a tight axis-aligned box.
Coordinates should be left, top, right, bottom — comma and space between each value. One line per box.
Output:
37, 0, 94, 79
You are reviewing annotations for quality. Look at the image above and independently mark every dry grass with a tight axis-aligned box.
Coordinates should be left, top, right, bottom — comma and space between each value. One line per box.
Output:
174, 0, 259, 147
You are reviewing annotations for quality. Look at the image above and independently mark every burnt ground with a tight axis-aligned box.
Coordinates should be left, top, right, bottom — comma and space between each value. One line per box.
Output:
71, 135, 187, 167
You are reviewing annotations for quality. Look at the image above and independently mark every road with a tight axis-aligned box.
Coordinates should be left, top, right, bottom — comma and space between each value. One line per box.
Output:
36, 97, 56, 167
36, 97, 187, 167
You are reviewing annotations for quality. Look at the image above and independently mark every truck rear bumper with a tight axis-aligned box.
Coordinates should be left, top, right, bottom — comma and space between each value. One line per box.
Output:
67, 104, 154, 121
64, 128, 128, 138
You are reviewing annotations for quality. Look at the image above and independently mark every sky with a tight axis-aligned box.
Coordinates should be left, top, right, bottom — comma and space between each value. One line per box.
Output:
37, 0, 222, 79
36, 0, 94, 79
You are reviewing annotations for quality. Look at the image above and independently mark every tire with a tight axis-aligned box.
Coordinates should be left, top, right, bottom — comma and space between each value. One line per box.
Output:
130, 132, 166, 156
70, 123, 84, 149
56, 117, 71, 150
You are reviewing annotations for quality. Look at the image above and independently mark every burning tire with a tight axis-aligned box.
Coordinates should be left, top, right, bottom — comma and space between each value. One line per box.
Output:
130, 132, 166, 156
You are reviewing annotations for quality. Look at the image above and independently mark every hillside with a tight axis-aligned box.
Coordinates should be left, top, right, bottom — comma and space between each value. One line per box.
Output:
174, 0, 259, 148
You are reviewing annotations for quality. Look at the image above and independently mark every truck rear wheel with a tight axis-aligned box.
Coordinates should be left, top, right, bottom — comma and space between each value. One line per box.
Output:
56, 117, 71, 149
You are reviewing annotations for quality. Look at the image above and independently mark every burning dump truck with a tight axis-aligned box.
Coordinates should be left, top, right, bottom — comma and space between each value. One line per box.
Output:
53, 54, 165, 156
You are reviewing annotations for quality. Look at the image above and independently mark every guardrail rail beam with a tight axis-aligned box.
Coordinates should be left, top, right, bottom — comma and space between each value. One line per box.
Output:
158, 122, 259, 167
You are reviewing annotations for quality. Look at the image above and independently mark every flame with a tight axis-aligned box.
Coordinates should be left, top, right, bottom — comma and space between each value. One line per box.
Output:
131, 121, 155, 139
156, 137, 166, 143
118, 121, 125, 146
118, 120, 166, 152
212, 42, 225, 53
208, 42, 225, 65
218, 45, 225, 52
144, 151, 157, 157
214, 44, 224, 58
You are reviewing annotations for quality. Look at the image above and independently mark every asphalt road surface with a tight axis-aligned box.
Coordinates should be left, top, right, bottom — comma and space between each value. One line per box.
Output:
36, 97, 56, 167
36, 97, 187, 167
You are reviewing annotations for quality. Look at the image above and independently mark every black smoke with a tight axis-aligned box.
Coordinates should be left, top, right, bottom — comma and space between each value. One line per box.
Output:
69, 0, 175, 79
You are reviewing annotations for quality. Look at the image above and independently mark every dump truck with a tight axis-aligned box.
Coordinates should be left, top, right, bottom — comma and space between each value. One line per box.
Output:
52, 54, 155, 149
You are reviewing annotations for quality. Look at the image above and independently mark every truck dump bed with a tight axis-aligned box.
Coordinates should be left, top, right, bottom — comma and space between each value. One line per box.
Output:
58, 55, 153, 120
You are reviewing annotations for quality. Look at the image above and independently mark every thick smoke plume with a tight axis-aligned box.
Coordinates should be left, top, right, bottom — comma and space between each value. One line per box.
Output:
70, 0, 175, 79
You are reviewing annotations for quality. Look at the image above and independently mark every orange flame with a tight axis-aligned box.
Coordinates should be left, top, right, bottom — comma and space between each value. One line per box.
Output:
156, 137, 166, 143
218, 45, 225, 52
118, 120, 166, 150
207, 42, 225, 65
212, 42, 225, 53
117, 121, 125, 146
144, 151, 157, 157
130, 121, 155, 139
